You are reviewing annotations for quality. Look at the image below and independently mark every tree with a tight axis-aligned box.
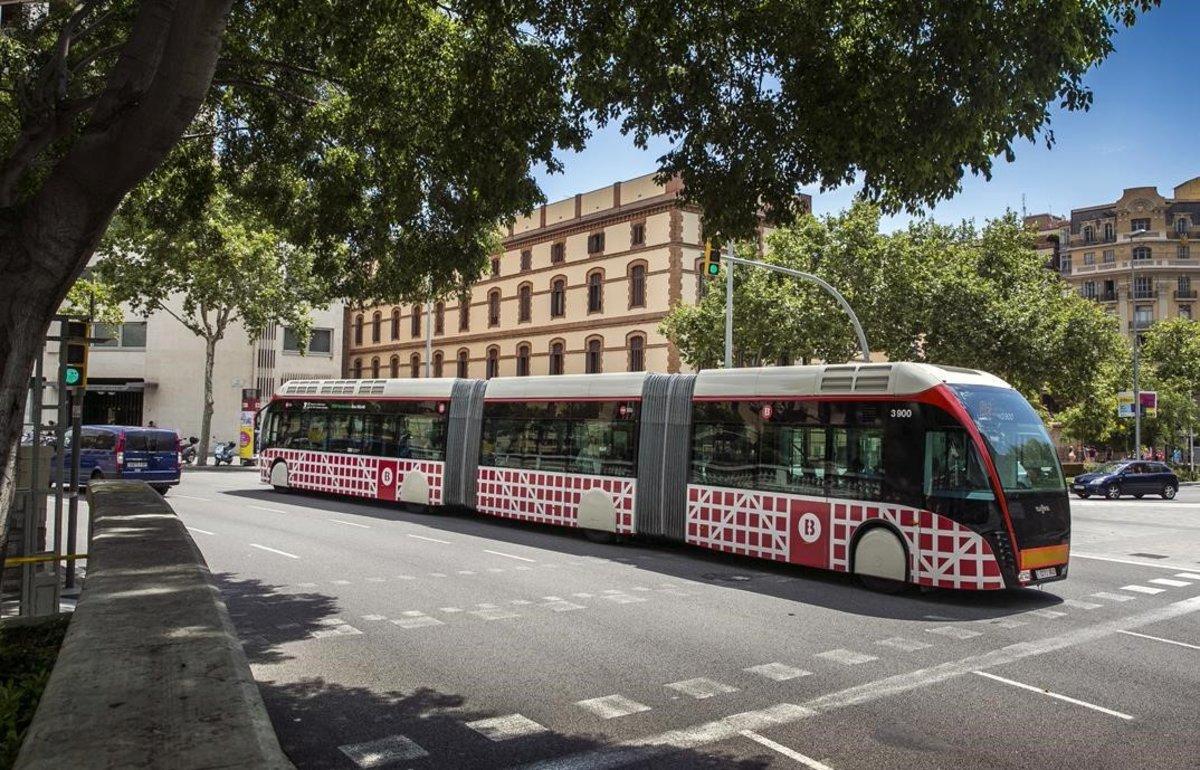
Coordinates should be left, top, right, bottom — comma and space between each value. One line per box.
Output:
662, 204, 1130, 425
96, 185, 320, 465
1140, 318, 1200, 452
0, 1, 1160, 550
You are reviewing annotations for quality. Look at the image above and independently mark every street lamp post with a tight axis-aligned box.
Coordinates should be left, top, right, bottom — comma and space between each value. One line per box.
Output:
1129, 228, 1153, 457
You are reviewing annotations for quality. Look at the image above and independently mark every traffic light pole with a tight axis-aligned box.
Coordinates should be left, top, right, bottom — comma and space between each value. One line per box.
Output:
721, 249, 871, 366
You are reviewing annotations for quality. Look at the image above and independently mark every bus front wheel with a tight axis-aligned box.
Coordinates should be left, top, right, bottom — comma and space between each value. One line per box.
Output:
853, 527, 910, 594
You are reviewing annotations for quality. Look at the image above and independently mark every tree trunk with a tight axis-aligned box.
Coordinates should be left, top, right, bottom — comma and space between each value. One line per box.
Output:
197, 335, 217, 467
0, 1, 232, 558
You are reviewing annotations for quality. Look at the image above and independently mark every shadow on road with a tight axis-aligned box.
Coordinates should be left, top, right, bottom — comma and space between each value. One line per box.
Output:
216, 573, 772, 768
219, 488, 1064, 623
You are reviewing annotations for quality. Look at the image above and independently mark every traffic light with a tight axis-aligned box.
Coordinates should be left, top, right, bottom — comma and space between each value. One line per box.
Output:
703, 239, 721, 276
61, 320, 89, 389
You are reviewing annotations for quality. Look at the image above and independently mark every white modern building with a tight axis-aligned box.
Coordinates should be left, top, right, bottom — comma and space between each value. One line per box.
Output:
38, 300, 344, 442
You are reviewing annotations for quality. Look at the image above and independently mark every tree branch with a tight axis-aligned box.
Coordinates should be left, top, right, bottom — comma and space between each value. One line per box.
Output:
213, 77, 318, 106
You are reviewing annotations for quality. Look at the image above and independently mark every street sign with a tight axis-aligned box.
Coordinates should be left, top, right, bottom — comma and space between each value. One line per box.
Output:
1117, 390, 1157, 418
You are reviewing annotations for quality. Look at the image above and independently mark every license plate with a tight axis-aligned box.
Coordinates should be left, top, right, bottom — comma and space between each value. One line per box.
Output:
127, 461, 147, 469
1071, 484, 1084, 490
1035, 567, 1057, 580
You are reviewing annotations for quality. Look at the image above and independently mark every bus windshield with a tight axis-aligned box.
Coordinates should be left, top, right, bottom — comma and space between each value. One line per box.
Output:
949, 385, 1065, 493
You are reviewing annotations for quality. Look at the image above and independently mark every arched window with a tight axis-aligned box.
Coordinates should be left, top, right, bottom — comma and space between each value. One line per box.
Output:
550, 277, 566, 318
627, 333, 645, 372
411, 305, 422, 338
520, 249, 532, 271
434, 302, 445, 335
410, 353, 421, 378
628, 262, 646, 308
354, 314, 363, 345
518, 283, 532, 322
488, 289, 501, 326
1083, 225, 1094, 243
585, 336, 603, 374
390, 308, 400, 339
372, 311, 381, 343
370, 356, 380, 378
1104, 222, 1114, 241
1133, 246, 1151, 262
486, 346, 499, 379
456, 348, 469, 378
516, 343, 531, 376
433, 350, 444, 377
549, 340, 564, 375
389, 355, 400, 378
587, 270, 604, 313
352, 358, 363, 378
459, 301, 470, 332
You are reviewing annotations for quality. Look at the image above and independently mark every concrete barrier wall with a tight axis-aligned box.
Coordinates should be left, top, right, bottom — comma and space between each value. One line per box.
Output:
16, 480, 292, 769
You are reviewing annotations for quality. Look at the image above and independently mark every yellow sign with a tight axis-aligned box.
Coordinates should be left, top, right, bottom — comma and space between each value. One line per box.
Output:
238, 410, 256, 459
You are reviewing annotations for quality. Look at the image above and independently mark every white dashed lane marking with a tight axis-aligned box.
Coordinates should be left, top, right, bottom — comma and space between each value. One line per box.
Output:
1121, 585, 1166, 595
875, 637, 933, 651
408, 534, 451, 544
745, 663, 812, 681
666, 677, 739, 699
973, 671, 1133, 720
1148, 578, 1192, 587
575, 694, 652, 720
185, 526, 215, 536
466, 714, 549, 741
339, 733, 428, 767
248, 504, 288, 514
483, 549, 536, 562
1092, 591, 1136, 602
1117, 629, 1200, 651
815, 649, 878, 665
741, 730, 835, 770
926, 626, 983, 640
249, 543, 299, 559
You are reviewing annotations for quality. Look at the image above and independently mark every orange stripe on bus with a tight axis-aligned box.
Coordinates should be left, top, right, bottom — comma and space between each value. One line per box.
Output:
1020, 544, 1070, 570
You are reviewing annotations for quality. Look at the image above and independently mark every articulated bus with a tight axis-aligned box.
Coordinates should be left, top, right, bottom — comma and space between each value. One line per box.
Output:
257, 363, 1070, 591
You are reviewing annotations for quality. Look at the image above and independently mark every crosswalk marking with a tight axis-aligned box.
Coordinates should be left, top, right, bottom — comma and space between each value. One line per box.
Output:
1062, 599, 1103, 610
466, 714, 549, 741
815, 649, 878, 665
470, 607, 521, 620
979, 618, 1027, 629
1121, 584, 1166, 595
541, 600, 586, 612
875, 637, 933, 651
339, 733, 428, 767
666, 677, 739, 699
1148, 578, 1191, 587
1026, 609, 1067, 619
575, 694, 652, 719
601, 593, 647, 604
1091, 591, 1136, 602
1174, 572, 1200, 580
926, 626, 983, 640
745, 663, 812, 681
438, 607, 463, 613
391, 615, 444, 629
360, 614, 387, 621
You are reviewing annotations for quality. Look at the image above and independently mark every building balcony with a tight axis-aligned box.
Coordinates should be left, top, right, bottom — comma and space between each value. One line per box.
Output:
1176, 289, 1198, 300
1132, 289, 1158, 300
1100, 291, 1117, 302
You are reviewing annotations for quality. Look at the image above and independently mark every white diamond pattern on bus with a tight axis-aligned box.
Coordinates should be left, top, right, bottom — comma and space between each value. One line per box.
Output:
260, 449, 444, 504
685, 486, 791, 562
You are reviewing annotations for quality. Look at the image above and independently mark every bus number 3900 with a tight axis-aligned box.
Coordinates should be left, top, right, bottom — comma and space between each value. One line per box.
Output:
889, 408, 913, 418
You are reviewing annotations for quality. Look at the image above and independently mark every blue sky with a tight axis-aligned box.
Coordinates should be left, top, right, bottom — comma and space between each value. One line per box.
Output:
534, 2, 1198, 231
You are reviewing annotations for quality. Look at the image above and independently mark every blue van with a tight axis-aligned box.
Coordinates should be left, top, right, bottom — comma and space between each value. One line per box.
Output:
56, 426, 182, 495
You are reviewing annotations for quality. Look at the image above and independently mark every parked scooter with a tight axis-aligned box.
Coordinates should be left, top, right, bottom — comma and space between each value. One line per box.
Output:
213, 440, 237, 466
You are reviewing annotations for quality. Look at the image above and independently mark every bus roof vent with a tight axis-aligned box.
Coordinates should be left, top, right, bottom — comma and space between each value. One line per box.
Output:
357, 380, 386, 395
319, 380, 357, 396
281, 380, 321, 396
819, 364, 893, 393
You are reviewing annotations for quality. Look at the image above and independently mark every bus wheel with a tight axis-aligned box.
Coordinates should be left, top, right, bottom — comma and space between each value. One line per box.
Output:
853, 527, 909, 594
1105, 484, 1122, 500
270, 461, 290, 493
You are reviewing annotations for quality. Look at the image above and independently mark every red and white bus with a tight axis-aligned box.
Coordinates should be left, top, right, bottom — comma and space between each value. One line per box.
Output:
257, 363, 1070, 591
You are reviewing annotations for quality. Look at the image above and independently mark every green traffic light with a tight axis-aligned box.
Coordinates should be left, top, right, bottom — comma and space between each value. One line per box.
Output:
707, 262, 720, 275
64, 367, 80, 386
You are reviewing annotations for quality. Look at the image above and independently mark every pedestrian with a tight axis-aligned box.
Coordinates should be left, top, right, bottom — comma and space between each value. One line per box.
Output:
148, 420, 157, 428
1067, 447, 1077, 463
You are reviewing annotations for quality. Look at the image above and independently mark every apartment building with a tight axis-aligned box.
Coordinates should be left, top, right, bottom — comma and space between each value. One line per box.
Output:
345, 173, 811, 377
1061, 178, 1200, 334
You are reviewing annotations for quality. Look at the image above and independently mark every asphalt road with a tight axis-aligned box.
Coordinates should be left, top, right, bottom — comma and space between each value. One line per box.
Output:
160, 471, 1200, 769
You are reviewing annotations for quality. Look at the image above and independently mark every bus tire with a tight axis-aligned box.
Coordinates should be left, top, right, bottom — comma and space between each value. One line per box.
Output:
852, 526, 909, 593
270, 460, 290, 493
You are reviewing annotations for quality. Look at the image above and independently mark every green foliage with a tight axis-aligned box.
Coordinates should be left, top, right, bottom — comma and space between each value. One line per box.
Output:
1138, 318, 1200, 445
661, 202, 1130, 429
0, 1, 1161, 306
0, 614, 71, 768
60, 278, 123, 325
